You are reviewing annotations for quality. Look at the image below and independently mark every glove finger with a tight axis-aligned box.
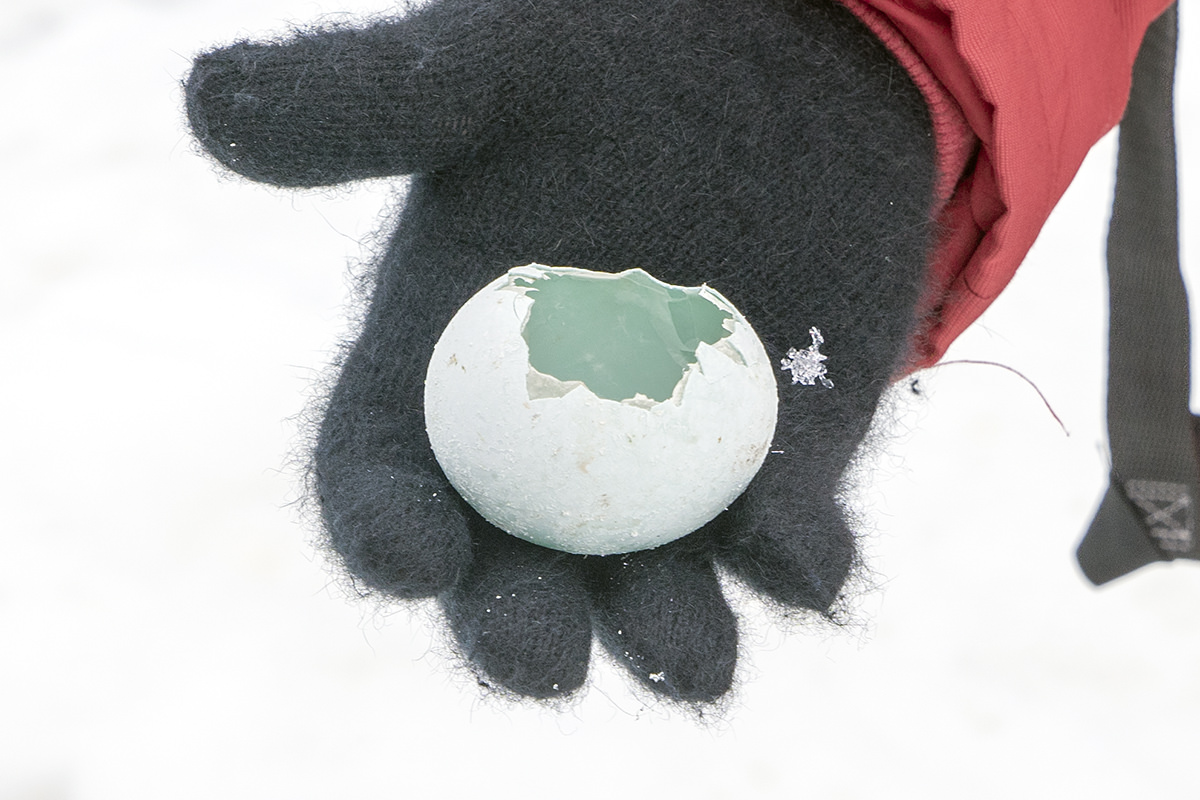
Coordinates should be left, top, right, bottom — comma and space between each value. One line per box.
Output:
590, 542, 737, 702
441, 522, 592, 699
317, 460, 471, 599
713, 478, 856, 614
185, 0, 510, 187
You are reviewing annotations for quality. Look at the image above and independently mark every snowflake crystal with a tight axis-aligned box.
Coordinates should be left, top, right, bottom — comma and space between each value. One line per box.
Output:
781, 327, 833, 388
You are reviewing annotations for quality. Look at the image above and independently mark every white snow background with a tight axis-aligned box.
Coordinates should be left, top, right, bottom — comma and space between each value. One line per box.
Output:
1, 1, 1197, 797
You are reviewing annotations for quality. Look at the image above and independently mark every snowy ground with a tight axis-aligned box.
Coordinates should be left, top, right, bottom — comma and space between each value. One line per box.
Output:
2, 2, 1198, 798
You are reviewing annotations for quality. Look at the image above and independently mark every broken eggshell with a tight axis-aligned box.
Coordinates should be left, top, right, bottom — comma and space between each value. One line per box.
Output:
423, 264, 778, 555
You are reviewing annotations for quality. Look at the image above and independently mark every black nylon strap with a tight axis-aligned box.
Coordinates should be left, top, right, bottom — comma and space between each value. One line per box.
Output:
1076, 3, 1198, 584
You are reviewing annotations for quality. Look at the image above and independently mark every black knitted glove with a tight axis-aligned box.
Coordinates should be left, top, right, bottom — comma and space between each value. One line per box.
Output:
185, 0, 935, 701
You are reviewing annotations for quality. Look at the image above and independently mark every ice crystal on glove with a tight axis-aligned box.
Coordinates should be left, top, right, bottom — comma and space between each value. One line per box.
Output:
781, 327, 833, 388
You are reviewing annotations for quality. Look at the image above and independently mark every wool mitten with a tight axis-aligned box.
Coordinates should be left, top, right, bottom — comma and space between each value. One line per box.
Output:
185, 0, 936, 701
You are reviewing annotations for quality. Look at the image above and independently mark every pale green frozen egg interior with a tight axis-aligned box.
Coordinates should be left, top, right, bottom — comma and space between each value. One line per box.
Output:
516, 269, 733, 403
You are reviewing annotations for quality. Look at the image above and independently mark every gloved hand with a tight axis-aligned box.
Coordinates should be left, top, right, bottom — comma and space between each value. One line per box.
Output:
185, 0, 934, 701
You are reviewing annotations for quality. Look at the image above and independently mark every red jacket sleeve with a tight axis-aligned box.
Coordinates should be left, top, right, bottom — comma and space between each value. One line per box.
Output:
837, 0, 1174, 371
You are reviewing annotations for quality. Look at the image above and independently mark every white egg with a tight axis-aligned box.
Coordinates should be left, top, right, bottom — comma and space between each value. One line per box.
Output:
424, 264, 778, 555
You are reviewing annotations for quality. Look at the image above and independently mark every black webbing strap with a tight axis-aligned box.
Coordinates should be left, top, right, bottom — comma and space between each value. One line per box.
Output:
1076, 3, 1199, 585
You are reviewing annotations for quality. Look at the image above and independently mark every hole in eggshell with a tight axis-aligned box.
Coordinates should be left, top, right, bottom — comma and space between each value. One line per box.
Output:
514, 267, 734, 403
